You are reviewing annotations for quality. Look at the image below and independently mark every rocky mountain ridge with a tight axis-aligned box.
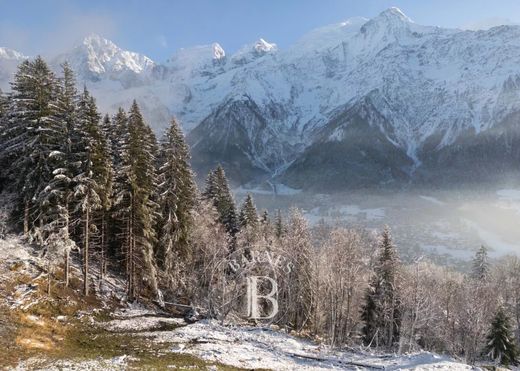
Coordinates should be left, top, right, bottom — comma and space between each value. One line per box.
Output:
2, 7, 520, 189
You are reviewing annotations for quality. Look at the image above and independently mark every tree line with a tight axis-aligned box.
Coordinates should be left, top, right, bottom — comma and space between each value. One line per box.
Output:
0, 57, 517, 367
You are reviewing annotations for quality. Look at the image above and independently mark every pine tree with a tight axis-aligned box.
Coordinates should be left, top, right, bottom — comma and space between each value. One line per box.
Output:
483, 308, 519, 366
361, 226, 401, 348
0, 88, 10, 189
41, 62, 78, 287
113, 100, 160, 302
158, 117, 197, 290
110, 107, 129, 269
274, 209, 284, 239
472, 245, 490, 281
238, 194, 258, 231
72, 88, 112, 295
96, 113, 114, 288
203, 165, 239, 238
0, 88, 7, 120
260, 210, 269, 225
110, 108, 128, 168
2, 57, 60, 238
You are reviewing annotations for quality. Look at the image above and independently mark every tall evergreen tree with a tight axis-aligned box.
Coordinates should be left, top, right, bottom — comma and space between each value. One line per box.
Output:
41, 62, 78, 287
0, 88, 7, 119
472, 245, 490, 281
203, 165, 238, 238
274, 209, 284, 239
113, 101, 159, 301
0, 88, 10, 189
260, 210, 269, 225
157, 117, 197, 289
110, 108, 128, 167
361, 227, 401, 348
2, 57, 60, 238
238, 194, 258, 231
72, 88, 112, 295
483, 308, 519, 366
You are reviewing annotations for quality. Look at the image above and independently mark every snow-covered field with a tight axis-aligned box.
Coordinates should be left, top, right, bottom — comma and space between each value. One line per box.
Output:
102, 311, 475, 370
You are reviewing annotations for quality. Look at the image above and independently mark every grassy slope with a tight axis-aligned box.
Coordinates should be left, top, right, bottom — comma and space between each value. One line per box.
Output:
0, 242, 246, 370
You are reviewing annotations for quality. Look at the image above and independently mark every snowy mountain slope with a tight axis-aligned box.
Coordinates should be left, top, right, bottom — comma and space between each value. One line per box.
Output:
52, 34, 155, 86
0, 47, 27, 91
3, 7, 520, 188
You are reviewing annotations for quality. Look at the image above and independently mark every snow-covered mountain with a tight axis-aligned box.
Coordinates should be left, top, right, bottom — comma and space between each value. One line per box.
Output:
0, 47, 27, 91
3, 7, 520, 189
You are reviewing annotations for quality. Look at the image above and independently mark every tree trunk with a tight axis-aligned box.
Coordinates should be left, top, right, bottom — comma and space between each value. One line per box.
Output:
99, 213, 105, 291
83, 203, 90, 296
64, 249, 70, 288
128, 194, 134, 300
23, 201, 29, 236
47, 260, 52, 296
64, 204, 70, 288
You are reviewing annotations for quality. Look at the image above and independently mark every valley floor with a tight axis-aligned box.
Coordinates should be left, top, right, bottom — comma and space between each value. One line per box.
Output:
0, 235, 478, 370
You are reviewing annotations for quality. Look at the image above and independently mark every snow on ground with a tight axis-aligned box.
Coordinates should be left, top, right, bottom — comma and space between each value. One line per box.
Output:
102, 317, 474, 370
105, 314, 184, 332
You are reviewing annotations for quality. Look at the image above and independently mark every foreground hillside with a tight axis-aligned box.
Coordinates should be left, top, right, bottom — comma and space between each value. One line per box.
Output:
0, 235, 475, 370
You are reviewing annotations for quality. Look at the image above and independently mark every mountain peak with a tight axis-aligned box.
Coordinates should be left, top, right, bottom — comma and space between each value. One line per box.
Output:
254, 39, 277, 54
53, 34, 155, 80
212, 43, 226, 60
378, 7, 412, 23
82, 33, 118, 50
0, 47, 27, 60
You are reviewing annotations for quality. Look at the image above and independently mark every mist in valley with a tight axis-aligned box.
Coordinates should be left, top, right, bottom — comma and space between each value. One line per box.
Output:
237, 185, 520, 268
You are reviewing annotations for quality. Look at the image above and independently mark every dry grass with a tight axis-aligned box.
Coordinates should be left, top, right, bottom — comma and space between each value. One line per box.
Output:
0, 265, 250, 370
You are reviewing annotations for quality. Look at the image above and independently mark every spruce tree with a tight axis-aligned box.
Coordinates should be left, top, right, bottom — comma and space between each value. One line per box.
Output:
4, 57, 60, 239
203, 165, 238, 238
111, 108, 128, 167
260, 210, 269, 225
157, 117, 197, 289
72, 88, 112, 295
41, 62, 78, 286
238, 194, 258, 231
0, 88, 10, 189
484, 308, 519, 366
472, 245, 490, 281
274, 209, 284, 239
113, 100, 159, 302
361, 226, 401, 348
110, 107, 129, 267
0, 88, 7, 120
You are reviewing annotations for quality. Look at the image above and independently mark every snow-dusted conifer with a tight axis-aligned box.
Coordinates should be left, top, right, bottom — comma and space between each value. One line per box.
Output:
203, 165, 238, 238
484, 307, 519, 366
238, 194, 258, 231
472, 245, 490, 282
4, 57, 60, 239
72, 88, 109, 295
158, 117, 197, 290
361, 226, 401, 348
41, 62, 78, 286
113, 101, 159, 302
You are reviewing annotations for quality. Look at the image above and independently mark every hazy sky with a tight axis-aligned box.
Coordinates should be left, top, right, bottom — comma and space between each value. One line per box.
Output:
2, 0, 520, 61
